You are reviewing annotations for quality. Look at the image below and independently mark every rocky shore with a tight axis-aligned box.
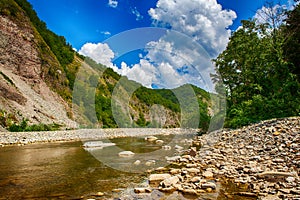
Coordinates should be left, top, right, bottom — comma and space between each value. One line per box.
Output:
0, 128, 193, 147
119, 117, 300, 200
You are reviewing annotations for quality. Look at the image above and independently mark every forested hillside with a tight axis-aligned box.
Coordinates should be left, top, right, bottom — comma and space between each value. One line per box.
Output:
0, 0, 212, 131
213, 3, 300, 128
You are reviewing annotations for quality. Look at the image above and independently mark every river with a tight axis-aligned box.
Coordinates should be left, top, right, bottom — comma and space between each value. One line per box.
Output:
0, 134, 255, 200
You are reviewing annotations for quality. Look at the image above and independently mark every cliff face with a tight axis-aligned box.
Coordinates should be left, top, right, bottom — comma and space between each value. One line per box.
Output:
0, 8, 77, 129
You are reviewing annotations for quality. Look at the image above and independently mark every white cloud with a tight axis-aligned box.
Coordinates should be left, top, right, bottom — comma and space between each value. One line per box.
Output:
101, 31, 111, 36
148, 0, 237, 56
108, 0, 118, 8
131, 7, 143, 21
78, 43, 115, 68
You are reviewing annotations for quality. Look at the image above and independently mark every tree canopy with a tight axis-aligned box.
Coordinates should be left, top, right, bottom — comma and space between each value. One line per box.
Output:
213, 4, 300, 128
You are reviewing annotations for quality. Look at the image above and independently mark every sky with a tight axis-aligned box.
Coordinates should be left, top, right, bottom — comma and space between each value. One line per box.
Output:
27, 0, 296, 90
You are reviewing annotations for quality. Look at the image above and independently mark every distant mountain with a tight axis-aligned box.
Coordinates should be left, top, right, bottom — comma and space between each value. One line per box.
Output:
0, 0, 215, 131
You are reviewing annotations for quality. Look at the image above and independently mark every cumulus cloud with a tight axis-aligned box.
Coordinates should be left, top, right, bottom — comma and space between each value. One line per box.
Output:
148, 0, 237, 56
78, 0, 237, 90
78, 43, 115, 68
108, 0, 118, 8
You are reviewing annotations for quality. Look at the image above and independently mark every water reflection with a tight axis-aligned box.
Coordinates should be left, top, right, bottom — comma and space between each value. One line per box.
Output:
0, 142, 144, 199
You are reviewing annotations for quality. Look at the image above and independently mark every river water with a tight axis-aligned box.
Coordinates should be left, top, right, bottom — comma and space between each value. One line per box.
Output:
0, 135, 255, 200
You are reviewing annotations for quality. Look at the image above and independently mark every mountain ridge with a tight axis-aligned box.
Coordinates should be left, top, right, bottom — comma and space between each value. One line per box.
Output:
0, 0, 213, 131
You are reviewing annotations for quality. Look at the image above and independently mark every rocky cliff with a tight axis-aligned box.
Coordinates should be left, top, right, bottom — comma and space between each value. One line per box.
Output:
0, 1, 77, 129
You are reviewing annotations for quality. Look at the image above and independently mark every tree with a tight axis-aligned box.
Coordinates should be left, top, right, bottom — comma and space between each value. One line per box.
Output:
213, 16, 300, 128
283, 4, 300, 81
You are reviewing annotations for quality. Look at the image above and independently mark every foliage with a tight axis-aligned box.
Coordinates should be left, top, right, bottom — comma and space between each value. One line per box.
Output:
13, 0, 74, 67
8, 118, 61, 132
213, 12, 300, 128
283, 4, 300, 82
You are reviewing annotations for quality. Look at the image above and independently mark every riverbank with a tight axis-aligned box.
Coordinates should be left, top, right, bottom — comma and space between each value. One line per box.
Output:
118, 116, 299, 200
0, 128, 196, 147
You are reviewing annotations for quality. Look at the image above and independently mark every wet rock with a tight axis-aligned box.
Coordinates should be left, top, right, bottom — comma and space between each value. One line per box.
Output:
118, 151, 135, 157
175, 145, 184, 152
162, 145, 171, 150
145, 136, 158, 142
133, 160, 141, 165
156, 140, 164, 144
95, 192, 104, 197
145, 160, 156, 166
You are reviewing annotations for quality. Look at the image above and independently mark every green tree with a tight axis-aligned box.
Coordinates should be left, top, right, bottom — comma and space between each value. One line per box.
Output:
214, 17, 300, 128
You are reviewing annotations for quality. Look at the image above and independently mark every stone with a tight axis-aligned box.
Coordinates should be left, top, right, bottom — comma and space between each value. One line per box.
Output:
165, 156, 181, 162
118, 151, 135, 157
258, 171, 294, 179
273, 131, 281, 136
159, 186, 176, 193
189, 147, 197, 157
260, 195, 281, 200
190, 176, 201, 183
156, 140, 164, 144
286, 176, 295, 183
145, 160, 156, 166
156, 167, 167, 171
162, 145, 171, 150
160, 176, 179, 188
182, 189, 197, 195
170, 169, 181, 175
202, 171, 214, 179
134, 188, 152, 193
175, 145, 184, 151
149, 174, 171, 183
95, 192, 104, 197
133, 160, 141, 165
186, 168, 200, 174
145, 136, 158, 142
201, 182, 216, 190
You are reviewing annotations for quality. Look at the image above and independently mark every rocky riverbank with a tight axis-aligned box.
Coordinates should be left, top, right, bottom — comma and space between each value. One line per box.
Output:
0, 128, 194, 147
120, 117, 300, 200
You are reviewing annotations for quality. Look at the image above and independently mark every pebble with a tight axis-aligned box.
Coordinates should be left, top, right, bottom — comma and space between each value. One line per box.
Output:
145, 117, 300, 199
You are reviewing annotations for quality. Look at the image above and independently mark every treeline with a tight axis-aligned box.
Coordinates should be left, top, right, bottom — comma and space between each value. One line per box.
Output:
213, 3, 300, 128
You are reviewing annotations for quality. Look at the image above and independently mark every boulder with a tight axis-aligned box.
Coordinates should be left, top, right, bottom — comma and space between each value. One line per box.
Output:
145, 136, 158, 142
149, 174, 171, 184
160, 176, 179, 188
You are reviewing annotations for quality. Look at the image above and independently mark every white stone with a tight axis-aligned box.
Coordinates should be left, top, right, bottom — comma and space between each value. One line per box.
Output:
118, 151, 135, 157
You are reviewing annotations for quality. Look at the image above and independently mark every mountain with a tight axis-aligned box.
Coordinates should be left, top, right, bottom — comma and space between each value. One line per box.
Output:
0, 0, 214, 131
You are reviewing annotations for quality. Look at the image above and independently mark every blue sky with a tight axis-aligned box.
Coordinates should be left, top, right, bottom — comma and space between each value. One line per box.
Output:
27, 0, 290, 49
27, 0, 294, 89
